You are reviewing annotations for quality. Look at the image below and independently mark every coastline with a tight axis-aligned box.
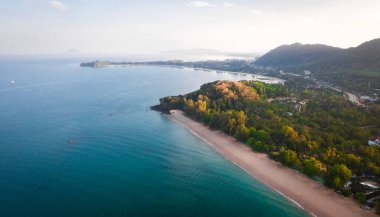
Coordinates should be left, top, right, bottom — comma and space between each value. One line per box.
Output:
174, 65, 285, 84
80, 61, 285, 85
168, 110, 377, 217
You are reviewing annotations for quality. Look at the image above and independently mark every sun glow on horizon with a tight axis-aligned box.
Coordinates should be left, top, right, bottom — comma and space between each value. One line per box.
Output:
0, 0, 379, 55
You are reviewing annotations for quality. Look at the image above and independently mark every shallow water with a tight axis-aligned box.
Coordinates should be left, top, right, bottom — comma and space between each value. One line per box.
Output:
0, 57, 308, 217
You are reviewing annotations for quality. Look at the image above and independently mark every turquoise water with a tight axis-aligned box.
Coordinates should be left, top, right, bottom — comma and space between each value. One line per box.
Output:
0, 57, 308, 217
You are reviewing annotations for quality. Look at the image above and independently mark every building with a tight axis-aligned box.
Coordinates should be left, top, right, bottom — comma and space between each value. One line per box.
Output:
303, 70, 312, 75
343, 181, 352, 188
360, 96, 378, 103
365, 190, 380, 205
351, 180, 379, 194
368, 136, 380, 147
294, 104, 302, 112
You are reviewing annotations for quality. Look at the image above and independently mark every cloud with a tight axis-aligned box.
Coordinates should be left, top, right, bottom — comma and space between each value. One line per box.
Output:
49, 1, 69, 11
186, 1, 216, 7
247, 9, 262, 15
223, 2, 236, 8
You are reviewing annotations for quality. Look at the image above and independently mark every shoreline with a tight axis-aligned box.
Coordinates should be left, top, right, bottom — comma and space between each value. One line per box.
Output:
168, 110, 377, 217
80, 61, 285, 84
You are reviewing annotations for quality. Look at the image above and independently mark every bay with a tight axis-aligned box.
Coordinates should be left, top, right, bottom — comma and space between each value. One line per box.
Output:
0, 57, 308, 217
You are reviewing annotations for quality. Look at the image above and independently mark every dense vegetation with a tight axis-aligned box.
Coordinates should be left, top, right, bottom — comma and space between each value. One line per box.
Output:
255, 38, 380, 93
255, 43, 342, 67
155, 80, 380, 189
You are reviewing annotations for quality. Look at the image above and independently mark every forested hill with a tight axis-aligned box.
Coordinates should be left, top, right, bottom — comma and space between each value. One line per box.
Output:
255, 43, 342, 67
153, 80, 380, 194
255, 38, 380, 70
326, 38, 380, 71
255, 38, 380, 93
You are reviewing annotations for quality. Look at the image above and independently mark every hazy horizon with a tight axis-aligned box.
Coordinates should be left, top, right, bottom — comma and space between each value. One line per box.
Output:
1, 0, 379, 55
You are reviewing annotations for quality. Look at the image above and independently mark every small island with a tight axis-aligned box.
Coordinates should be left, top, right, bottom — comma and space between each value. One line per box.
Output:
153, 80, 380, 217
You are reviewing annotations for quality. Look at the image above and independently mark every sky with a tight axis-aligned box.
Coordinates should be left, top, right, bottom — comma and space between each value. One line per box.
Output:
0, 0, 379, 55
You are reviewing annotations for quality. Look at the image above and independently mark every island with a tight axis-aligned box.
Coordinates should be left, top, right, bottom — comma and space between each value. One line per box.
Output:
152, 80, 380, 216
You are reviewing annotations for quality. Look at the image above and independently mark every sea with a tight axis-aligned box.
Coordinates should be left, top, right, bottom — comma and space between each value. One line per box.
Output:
0, 56, 309, 217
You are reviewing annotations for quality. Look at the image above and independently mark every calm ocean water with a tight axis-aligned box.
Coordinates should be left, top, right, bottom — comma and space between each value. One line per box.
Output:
0, 57, 308, 217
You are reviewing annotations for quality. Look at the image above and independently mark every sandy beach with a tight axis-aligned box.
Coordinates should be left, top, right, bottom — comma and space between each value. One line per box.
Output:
169, 110, 377, 217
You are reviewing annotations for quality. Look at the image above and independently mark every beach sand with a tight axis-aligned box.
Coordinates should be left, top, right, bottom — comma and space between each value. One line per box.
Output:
169, 110, 377, 217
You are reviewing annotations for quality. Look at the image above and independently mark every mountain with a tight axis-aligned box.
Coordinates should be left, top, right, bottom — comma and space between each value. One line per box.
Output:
330, 38, 380, 71
255, 38, 380, 93
256, 38, 380, 69
255, 43, 342, 67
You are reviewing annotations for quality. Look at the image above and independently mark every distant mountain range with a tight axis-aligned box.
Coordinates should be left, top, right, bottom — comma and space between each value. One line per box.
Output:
255, 38, 380, 93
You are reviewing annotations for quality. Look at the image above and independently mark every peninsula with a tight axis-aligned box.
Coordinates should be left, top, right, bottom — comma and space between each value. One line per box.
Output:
153, 80, 380, 216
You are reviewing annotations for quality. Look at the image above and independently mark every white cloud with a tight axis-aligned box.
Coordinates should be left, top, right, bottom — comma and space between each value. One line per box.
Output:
247, 9, 262, 15
186, 1, 216, 7
49, 1, 69, 11
223, 2, 236, 8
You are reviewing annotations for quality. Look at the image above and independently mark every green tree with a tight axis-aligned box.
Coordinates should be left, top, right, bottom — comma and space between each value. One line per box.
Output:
303, 157, 325, 177
248, 127, 257, 137
278, 150, 301, 167
354, 192, 366, 204
325, 164, 352, 188
281, 125, 298, 140
236, 111, 246, 126
368, 162, 380, 176
234, 124, 249, 141
227, 118, 236, 134
254, 130, 271, 143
